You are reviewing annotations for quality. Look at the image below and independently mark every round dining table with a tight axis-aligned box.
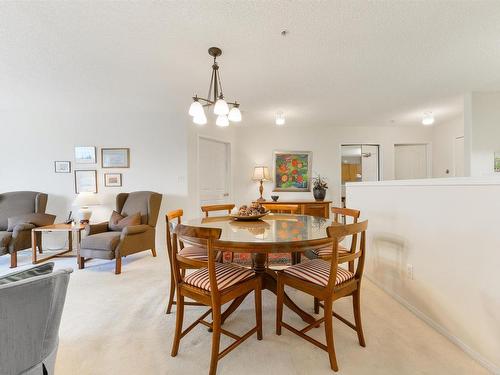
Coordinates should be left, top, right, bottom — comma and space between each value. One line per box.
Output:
184, 213, 337, 324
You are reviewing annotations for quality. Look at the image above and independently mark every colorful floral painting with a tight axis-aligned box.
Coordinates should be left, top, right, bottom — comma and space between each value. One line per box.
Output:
273, 151, 312, 191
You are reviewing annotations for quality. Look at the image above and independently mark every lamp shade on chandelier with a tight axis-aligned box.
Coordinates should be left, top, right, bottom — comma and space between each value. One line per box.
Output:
188, 47, 241, 126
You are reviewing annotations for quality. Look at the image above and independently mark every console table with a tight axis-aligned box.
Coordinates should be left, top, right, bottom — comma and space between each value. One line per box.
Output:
255, 200, 332, 218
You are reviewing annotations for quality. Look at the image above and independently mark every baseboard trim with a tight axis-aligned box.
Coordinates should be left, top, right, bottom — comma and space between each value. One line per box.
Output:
365, 275, 499, 375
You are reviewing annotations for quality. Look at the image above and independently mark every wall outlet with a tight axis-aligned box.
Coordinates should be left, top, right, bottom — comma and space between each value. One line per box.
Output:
406, 264, 414, 280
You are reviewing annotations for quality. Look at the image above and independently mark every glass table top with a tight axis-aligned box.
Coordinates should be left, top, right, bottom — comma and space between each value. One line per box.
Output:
184, 214, 334, 244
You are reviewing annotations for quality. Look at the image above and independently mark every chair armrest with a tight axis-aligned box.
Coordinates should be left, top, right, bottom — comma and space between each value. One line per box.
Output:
7, 213, 56, 231
12, 223, 36, 238
120, 224, 150, 238
85, 222, 109, 236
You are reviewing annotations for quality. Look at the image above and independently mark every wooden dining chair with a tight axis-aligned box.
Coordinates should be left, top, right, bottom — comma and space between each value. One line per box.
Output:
201, 204, 235, 217
276, 220, 368, 372
171, 224, 263, 375
261, 204, 300, 268
165, 209, 207, 314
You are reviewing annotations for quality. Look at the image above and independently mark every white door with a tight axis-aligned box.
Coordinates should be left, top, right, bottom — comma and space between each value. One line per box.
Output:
394, 144, 428, 180
454, 136, 465, 177
361, 145, 380, 181
198, 137, 231, 206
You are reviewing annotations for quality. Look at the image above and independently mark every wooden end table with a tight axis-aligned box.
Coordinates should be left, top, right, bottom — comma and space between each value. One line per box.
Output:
31, 223, 85, 265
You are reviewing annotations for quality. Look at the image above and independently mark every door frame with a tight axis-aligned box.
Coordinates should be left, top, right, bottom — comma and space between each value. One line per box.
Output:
453, 136, 465, 177
197, 135, 232, 209
393, 143, 432, 179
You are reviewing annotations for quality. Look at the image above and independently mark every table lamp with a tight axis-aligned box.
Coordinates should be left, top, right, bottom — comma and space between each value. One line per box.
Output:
73, 192, 100, 224
252, 166, 271, 202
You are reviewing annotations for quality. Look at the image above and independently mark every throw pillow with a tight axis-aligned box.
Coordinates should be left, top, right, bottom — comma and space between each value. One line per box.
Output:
108, 211, 141, 231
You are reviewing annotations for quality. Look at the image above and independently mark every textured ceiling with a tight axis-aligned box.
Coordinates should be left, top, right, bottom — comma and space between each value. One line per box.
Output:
1, 1, 500, 127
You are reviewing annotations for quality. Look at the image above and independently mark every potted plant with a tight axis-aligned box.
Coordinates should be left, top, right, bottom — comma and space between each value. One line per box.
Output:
312, 174, 328, 201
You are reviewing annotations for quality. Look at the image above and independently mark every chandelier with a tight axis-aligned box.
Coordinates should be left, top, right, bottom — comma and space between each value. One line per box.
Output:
188, 47, 241, 127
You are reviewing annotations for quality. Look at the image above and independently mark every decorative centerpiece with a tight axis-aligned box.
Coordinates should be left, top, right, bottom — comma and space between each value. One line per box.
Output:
312, 174, 328, 201
230, 203, 269, 221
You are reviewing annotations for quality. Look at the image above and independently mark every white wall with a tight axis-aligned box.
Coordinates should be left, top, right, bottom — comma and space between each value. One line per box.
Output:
347, 178, 500, 374
466, 92, 500, 176
231, 125, 433, 207
431, 116, 464, 178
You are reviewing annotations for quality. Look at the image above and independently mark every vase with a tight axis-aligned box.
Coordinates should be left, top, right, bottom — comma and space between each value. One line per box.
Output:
313, 188, 326, 201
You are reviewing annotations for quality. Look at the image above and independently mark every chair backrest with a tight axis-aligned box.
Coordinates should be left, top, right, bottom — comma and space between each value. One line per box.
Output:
165, 209, 184, 268
0, 268, 72, 375
0, 191, 48, 231
173, 224, 223, 299
200, 204, 235, 217
331, 207, 360, 225
324, 220, 368, 293
262, 204, 299, 214
116, 191, 162, 227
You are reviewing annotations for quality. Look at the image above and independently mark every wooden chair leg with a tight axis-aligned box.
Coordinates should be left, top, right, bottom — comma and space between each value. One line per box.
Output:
171, 290, 184, 357
324, 299, 339, 372
166, 273, 176, 314
353, 289, 366, 347
10, 252, 17, 268
151, 247, 157, 257
275, 276, 284, 335
115, 257, 122, 275
37, 232, 43, 254
255, 279, 263, 340
314, 297, 320, 314
78, 256, 85, 269
209, 306, 222, 375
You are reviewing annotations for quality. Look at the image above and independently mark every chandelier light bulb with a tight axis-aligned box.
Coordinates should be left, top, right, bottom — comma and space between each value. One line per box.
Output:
275, 111, 286, 126
228, 105, 242, 122
422, 113, 435, 126
214, 97, 229, 115
189, 99, 204, 117
216, 115, 229, 127
193, 112, 207, 125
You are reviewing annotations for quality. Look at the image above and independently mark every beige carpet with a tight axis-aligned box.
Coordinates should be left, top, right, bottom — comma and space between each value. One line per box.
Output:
1, 249, 490, 375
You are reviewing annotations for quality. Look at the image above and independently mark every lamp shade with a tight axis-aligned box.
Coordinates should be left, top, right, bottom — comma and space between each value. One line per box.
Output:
214, 98, 229, 115
252, 166, 271, 181
228, 106, 242, 122
188, 100, 204, 117
73, 192, 99, 207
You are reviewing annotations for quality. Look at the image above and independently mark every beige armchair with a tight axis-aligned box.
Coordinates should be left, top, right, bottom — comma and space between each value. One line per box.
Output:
80, 191, 162, 274
0, 191, 56, 268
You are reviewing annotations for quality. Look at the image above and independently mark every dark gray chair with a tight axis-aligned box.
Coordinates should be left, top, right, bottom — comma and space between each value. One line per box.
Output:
0, 191, 56, 268
0, 263, 72, 375
80, 191, 162, 274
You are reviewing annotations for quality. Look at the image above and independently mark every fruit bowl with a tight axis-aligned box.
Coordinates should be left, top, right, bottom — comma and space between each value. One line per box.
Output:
229, 212, 269, 221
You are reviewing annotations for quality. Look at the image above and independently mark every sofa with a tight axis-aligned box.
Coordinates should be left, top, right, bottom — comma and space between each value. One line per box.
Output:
0, 263, 72, 375
80, 191, 162, 274
0, 191, 56, 268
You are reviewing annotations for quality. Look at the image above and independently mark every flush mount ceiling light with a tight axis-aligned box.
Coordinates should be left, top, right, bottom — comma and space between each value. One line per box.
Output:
275, 111, 285, 126
422, 112, 435, 126
188, 47, 241, 126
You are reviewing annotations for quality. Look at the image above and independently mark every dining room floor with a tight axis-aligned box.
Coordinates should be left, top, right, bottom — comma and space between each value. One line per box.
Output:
1, 249, 490, 375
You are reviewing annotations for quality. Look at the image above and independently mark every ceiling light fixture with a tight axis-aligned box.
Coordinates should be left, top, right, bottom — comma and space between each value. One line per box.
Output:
188, 47, 241, 126
275, 111, 285, 126
422, 112, 435, 126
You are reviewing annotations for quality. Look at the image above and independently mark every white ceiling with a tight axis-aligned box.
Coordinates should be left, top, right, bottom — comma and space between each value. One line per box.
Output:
1, 1, 500, 127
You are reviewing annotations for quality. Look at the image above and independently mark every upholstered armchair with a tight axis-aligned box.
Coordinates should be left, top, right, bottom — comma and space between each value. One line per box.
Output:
80, 191, 162, 274
0, 191, 56, 268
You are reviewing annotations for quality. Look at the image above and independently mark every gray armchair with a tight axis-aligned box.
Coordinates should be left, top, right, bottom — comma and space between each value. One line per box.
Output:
0, 191, 56, 268
80, 191, 162, 274
0, 263, 72, 375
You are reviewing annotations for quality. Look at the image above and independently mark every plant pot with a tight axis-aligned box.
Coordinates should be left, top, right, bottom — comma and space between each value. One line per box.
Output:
313, 188, 326, 201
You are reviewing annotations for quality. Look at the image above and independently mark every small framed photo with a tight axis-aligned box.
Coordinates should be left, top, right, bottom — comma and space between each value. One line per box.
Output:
54, 161, 71, 173
104, 173, 122, 187
75, 170, 97, 193
101, 148, 130, 168
75, 146, 97, 164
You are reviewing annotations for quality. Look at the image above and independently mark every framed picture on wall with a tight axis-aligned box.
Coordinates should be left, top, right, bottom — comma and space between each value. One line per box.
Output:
273, 150, 312, 192
101, 148, 130, 168
104, 173, 122, 187
495, 152, 500, 172
74, 170, 97, 193
74, 146, 97, 164
54, 161, 71, 173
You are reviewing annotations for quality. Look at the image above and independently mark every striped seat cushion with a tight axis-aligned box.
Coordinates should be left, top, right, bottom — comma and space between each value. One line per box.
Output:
178, 246, 208, 261
313, 244, 349, 258
283, 259, 354, 287
184, 263, 255, 291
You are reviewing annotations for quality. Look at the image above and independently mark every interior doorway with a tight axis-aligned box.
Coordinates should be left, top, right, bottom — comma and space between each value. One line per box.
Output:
198, 137, 231, 206
394, 144, 429, 180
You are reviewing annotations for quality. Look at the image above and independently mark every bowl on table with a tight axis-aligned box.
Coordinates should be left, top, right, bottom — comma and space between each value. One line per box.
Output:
271, 195, 279, 201
231, 203, 269, 221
